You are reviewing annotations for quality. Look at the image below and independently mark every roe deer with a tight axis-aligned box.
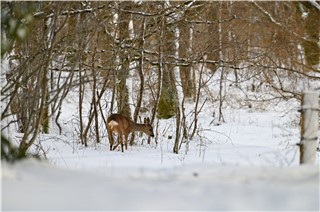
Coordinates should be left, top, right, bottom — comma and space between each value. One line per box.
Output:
106, 113, 154, 152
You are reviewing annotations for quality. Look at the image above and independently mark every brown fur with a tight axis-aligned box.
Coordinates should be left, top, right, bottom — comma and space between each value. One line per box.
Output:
107, 114, 154, 152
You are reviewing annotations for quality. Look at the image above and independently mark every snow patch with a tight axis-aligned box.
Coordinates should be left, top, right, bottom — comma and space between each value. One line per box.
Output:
2, 159, 319, 211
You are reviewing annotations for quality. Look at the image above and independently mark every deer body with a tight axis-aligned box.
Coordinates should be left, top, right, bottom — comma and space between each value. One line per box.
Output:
107, 114, 154, 152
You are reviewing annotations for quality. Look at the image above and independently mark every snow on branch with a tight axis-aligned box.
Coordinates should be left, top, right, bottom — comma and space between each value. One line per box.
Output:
309, 0, 320, 11
33, 3, 111, 19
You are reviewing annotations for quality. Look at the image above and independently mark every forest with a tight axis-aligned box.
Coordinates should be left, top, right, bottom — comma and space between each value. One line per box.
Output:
1, 1, 320, 211
1, 1, 319, 159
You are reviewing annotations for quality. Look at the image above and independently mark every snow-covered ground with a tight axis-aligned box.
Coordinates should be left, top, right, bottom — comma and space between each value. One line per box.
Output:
2, 159, 319, 211
2, 81, 320, 211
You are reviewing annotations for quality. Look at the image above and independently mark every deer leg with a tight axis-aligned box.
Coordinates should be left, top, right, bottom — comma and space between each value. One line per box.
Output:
107, 128, 114, 151
112, 134, 123, 152
120, 135, 124, 152
124, 135, 128, 150
112, 137, 120, 151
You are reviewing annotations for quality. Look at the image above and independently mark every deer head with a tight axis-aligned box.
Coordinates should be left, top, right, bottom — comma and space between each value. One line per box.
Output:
143, 117, 154, 137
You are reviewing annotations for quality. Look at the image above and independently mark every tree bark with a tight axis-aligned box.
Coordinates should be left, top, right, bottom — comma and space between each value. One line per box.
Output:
117, 2, 132, 118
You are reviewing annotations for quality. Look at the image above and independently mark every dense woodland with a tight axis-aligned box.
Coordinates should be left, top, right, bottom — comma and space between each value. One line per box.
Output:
1, 1, 319, 159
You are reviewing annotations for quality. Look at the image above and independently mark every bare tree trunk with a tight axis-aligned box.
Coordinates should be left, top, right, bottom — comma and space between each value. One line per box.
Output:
179, 18, 194, 99
131, 17, 146, 146
110, 68, 116, 114
157, 2, 178, 119
117, 2, 131, 118
206, 2, 219, 73
17, 10, 58, 157
18, 54, 50, 157
92, 32, 100, 144
190, 58, 205, 139
150, 17, 163, 143
79, 64, 85, 145
173, 100, 181, 154
217, 2, 225, 123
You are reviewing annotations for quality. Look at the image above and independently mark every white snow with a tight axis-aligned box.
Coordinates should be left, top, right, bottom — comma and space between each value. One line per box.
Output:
2, 159, 319, 211
2, 70, 320, 211
309, 0, 320, 11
